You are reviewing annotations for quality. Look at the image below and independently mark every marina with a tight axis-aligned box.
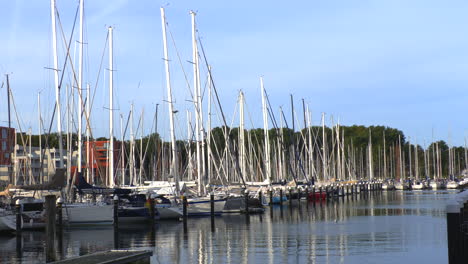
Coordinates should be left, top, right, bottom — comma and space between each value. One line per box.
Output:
0, 189, 456, 263
0, 1, 467, 263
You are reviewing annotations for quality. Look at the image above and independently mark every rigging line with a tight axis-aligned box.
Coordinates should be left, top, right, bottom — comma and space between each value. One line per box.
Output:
198, 38, 246, 188
265, 91, 302, 184
90, 32, 109, 122
39, 4, 79, 175
166, 23, 195, 102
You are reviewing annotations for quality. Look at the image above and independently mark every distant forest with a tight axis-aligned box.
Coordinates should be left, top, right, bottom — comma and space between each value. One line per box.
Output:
14, 125, 467, 181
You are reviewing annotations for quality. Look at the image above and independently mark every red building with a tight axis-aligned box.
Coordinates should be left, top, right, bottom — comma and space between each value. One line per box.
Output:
85, 140, 122, 186
0, 126, 15, 166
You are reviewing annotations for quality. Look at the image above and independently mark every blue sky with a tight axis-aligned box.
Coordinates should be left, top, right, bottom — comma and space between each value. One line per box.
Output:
0, 0, 467, 147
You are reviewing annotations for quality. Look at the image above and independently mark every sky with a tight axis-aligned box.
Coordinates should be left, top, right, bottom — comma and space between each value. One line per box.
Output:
0, 0, 467, 147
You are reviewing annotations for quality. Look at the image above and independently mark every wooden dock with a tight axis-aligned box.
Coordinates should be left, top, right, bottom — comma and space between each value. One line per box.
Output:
51, 250, 152, 264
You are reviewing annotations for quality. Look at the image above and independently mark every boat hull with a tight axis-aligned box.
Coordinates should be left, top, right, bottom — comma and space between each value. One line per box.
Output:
187, 198, 226, 216
64, 203, 113, 225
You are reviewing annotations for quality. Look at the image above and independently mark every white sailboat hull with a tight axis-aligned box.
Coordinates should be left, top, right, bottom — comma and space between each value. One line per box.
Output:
447, 181, 459, 189
187, 198, 226, 216
64, 203, 113, 225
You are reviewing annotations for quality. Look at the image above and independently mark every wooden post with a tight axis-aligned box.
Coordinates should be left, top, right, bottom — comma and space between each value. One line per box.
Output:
149, 198, 155, 222
279, 189, 283, 207
319, 186, 323, 200
113, 195, 119, 227
15, 200, 21, 234
210, 193, 215, 218
305, 187, 309, 202
56, 197, 63, 228
289, 188, 293, 206
446, 200, 461, 264
182, 195, 188, 221
269, 188, 273, 206
297, 188, 302, 202
45, 195, 57, 262
244, 190, 249, 214
258, 191, 263, 205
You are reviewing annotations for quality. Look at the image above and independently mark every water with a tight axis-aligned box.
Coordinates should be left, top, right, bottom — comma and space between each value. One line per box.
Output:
0, 190, 457, 263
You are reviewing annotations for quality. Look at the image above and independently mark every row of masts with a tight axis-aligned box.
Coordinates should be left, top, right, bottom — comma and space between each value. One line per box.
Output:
3, 2, 468, 194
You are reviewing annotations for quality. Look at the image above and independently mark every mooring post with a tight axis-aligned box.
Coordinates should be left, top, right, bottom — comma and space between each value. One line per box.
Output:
305, 187, 309, 202
297, 187, 302, 202
279, 189, 283, 207
15, 200, 21, 234
149, 197, 155, 222
258, 191, 263, 205
446, 200, 461, 264
319, 186, 323, 200
113, 195, 119, 227
269, 188, 273, 206
289, 187, 293, 206
244, 190, 249, 214
325, 185, 329, 199
56, 197, 63, 227
45, 195, 57, 262
182, 195, 188, 221
210, 193, 215, 218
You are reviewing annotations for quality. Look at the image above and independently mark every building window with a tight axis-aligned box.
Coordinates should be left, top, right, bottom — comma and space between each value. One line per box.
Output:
2, 141, 6, 151
5, 153, 9, 158
2, 129, 6, 139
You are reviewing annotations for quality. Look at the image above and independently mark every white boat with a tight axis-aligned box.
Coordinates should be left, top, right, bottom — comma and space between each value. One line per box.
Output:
411, 181, 425, 190
446, 181, 459, 189
63, 203, 113, 225
187, 197, 226, 216
0, 209, 17, 231
395, 181, 408, 190
156, 204, 183, 219
429, 181, 443, 190
382, 181, 395, 190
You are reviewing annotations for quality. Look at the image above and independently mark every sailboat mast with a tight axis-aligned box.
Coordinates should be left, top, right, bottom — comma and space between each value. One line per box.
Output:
108, 26, 115, 187
260, 77, 271, 185
160, 7, 180, 194
239, 91, 246, 179
191, 11, 204, 195
86, 83, 91, 183
77, 0, 84, 174
38, 93, 42, 183
120, 114, 125, 186
50, 0, 64, 168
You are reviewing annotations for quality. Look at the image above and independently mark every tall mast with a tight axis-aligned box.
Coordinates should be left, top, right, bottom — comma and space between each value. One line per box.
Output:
398, 135, 403, 181
38, 93, 42, 183
207, 67, 212, 184
51, 0, 64, 168
322, 113, 327, 182
191, 11, 204, 195
160, 7, 180, 194
108, 26, 114, 187
77, 0, 84, 174
187, 111, 193, 180
239, 91, 246, 179
120, 114, 124, 186
6, 75, 12, 184
383, 130, 387, 179
368, 128, 373, 181
86, 83, 91, 183
130, 103, 134, 185
260, 77, 271, 185
139, 109, 144, 186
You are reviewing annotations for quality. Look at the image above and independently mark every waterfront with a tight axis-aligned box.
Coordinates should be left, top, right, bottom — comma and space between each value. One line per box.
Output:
1, 190, 455, 264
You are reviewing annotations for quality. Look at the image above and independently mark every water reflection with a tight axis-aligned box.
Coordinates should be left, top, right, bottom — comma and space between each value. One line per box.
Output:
0, 190, 457, 264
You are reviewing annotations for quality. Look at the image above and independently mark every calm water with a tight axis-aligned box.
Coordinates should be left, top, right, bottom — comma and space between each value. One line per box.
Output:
0, 190, 457, 264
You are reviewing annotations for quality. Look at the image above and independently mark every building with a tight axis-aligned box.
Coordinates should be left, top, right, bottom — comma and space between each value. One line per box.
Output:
11, 145, 71, 185
0, 126, 15, 183
85, 140, 122, 186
